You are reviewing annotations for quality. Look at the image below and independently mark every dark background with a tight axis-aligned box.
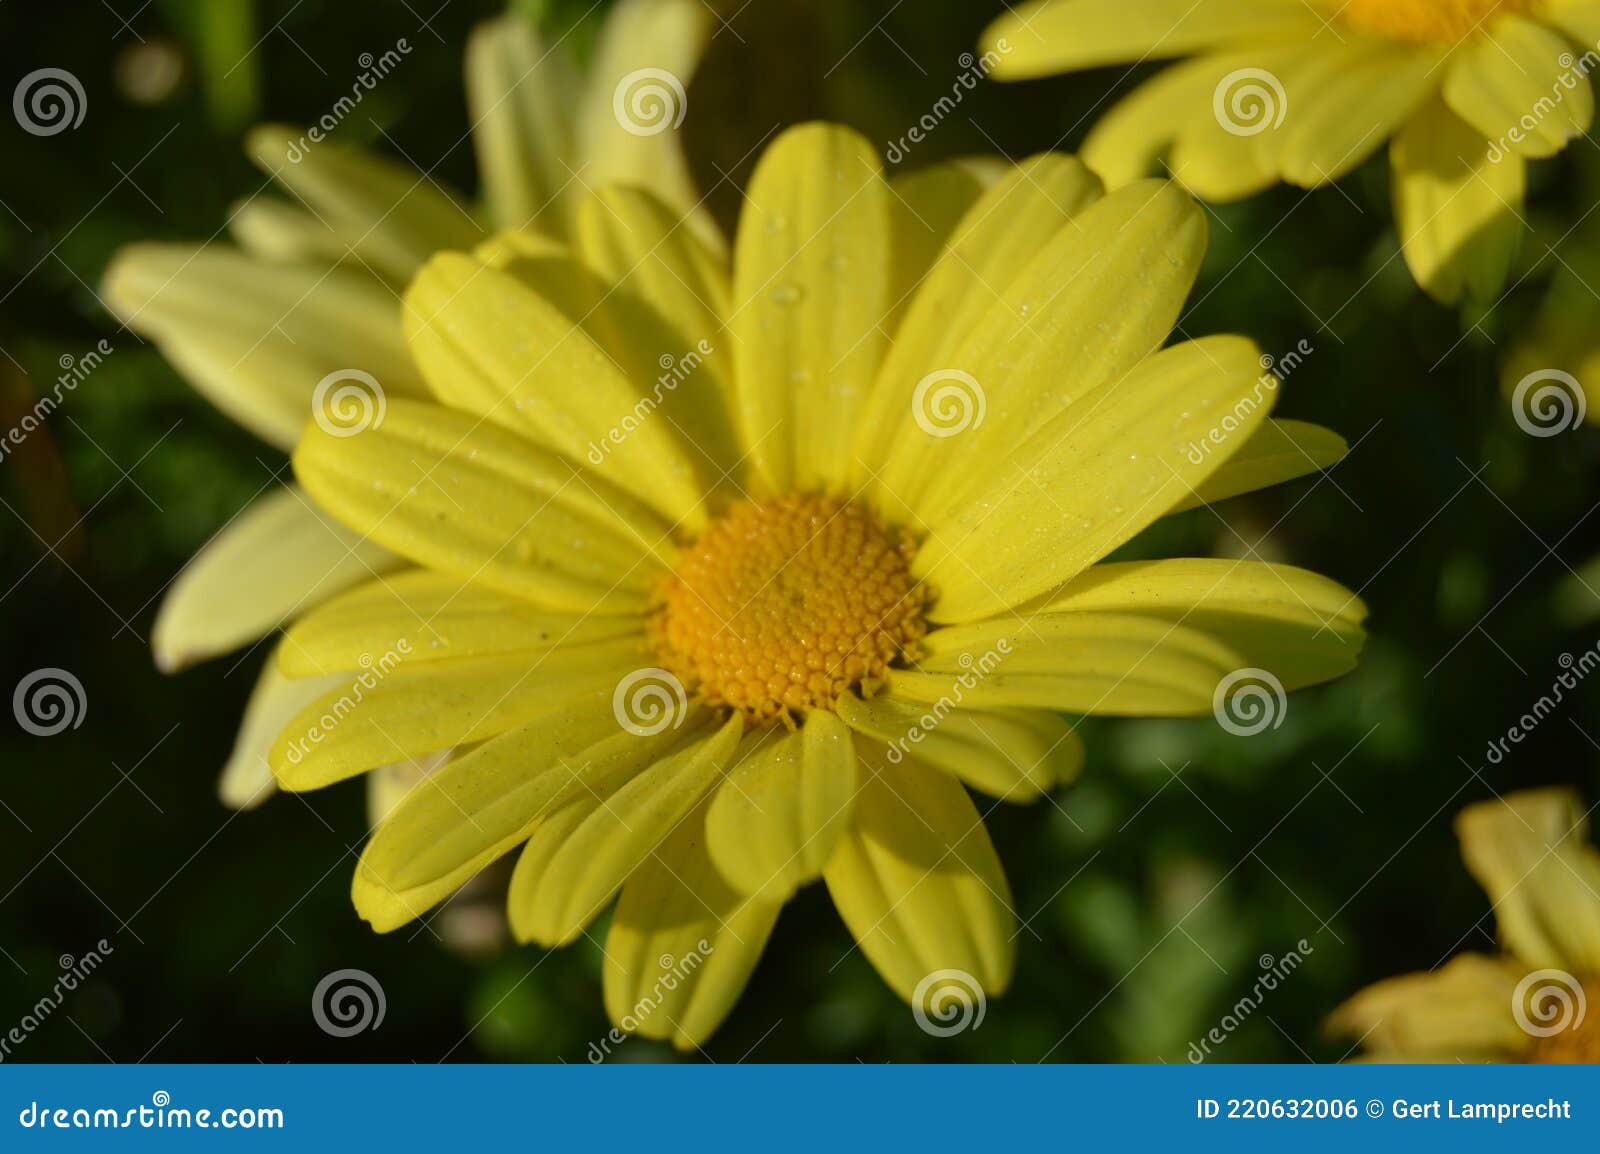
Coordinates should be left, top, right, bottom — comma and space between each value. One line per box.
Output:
1, 0, 1598, 1062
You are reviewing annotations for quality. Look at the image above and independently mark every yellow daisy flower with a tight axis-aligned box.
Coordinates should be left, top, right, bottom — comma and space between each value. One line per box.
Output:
268, 119, 1368, 1049
1330, 788, 1600, 1062
982, 0, 1600, 302
98, 0, 714, 809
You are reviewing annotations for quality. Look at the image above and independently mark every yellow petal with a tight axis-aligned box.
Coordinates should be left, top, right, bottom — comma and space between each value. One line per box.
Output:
860, 154, 1102, 499
731, 123, 890, 492
402, 252, 713, 528
465, 14, 578, 235
270, 644, 648, 790
103, 244, 423, 450
894, 181, 1208, 526
1456, 788, 1600, 974
279, 570, 644, 676
246, 124, 484, 283
605, 797, 782, 1050
509, 713, 744, 946
353, 719, 681, 932
1545, 0, 1600, 45
835, 692, 1079, 802
1443, 16, 1593, 159
1326, 953, 1532, 1058
293, 399, 673, 614
574, 0, 721, 251
823, 747, 1014, 1003
1391, 93, 1524, 304
154, 485, 402, 672
1257, 40, 1445, 188
883, 159, 1001, 335
1164, 419, 1347, 514
704, 711, 857, 898
364, 752, 447, 829
981, 0, 1325, 78
219, 649, 347, 810
226, 197, 346, 266
917, 336, 1273, 622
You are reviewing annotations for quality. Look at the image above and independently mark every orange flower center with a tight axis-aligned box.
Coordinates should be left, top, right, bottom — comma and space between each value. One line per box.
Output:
1526, 981, 1600, 1063
1338, 0, 1537, 42
652, 495, 926, 725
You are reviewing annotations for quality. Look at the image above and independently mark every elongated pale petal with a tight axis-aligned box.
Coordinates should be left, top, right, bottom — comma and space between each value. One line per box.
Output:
893, 181, 1208, 524
510, 714, 744, 946
982, 0, 1324, 78
153, 485, 403, 672
403, 252, 713, 527
227, 197, 347, 266
605, 798, 782, 1050
1391, 94, 1524, 304
219, 650, 347, 810
270, 645, 648, 790
294, 399, 673, 614
1326, 954, 1531, 1058
465, 14, 577, 235
247, 125, 484, 283
280, 571, 644, 675
732, 123, 890, 492
1546, 0, 1600, 45
353, 719, 682, 932
1456, 789, 1600, 974
103, 244, 423, 450
860, 155, 1102, 496
705, 711, 856, 898
1444, 16, 1592, 159
1258, 41, 1444, 188
574, 0, 719, 250
883, 159, 1001, 333
835, 692, 1078, 802
823, 750, 1014, 1004
364, 752, 447, 829
918, 336, 1272, 622
1165, 419, 1347, 514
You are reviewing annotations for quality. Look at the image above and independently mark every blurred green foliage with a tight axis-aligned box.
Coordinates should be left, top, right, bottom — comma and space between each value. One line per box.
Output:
1, 0, 1598, 1064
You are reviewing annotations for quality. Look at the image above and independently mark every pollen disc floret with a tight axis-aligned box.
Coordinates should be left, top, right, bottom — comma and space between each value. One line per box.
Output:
1339, 0, 1536, 42
653, 495, 927, 724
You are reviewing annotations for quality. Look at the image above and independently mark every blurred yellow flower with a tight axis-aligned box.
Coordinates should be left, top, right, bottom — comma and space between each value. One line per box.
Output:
1330, 788, 1600, 1062
98, 0, 714, 810
268, 121, 1367, 1048
982, 0, 1600, 302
